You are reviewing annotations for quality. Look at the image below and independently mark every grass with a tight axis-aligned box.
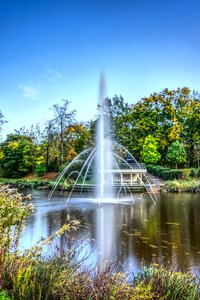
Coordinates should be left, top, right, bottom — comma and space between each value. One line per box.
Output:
134, 264, 200, 300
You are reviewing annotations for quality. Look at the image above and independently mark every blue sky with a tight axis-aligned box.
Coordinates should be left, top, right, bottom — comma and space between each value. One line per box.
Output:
1, 0, 200, 139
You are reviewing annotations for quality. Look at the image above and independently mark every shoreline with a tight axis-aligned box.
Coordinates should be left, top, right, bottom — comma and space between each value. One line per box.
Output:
0, 177, 199, 193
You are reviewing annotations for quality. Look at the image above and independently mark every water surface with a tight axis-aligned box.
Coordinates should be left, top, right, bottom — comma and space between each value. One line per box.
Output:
21, 190, 200, 274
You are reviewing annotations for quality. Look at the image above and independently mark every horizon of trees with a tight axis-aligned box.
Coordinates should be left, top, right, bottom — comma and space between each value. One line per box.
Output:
0, 87, 200, 178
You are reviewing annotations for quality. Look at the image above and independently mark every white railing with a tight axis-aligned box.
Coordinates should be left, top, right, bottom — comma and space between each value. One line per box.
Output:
115, 163, 146, 170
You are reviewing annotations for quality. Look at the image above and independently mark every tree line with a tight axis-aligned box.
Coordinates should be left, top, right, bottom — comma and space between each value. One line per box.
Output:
0, 87, 199, 178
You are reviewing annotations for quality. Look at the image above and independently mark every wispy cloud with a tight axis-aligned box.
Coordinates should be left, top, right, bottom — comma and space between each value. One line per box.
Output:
18, 82, 41, 100
44, 69, 63, 81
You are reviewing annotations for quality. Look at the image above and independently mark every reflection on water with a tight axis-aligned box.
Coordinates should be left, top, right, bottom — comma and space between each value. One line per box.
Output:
21, 190, 200, 273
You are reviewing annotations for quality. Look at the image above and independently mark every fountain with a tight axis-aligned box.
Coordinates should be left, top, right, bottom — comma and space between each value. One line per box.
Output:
96, 74, 113, 200
48, 75, 157, 204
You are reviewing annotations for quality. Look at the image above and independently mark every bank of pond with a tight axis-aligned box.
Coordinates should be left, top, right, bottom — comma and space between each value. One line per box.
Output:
0, 177, 199, 193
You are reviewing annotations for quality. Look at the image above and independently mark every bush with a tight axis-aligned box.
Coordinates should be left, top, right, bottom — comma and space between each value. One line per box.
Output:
47, 161, 59, 172
146, 165, 170, 177
161, 169, 184, 180
190, 169, 197, 177
34, 165, 47, 177
147, 165, 185, 180
0, 291, 12, 300
192, 168, 200, 178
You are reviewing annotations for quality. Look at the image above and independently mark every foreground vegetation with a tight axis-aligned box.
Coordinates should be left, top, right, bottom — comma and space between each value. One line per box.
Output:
0, 185, 200, 299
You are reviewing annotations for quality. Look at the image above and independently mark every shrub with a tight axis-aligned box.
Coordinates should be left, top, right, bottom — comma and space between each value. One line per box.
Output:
190, 169, 198, 177
147, 165, 185, 180
146, 165, 170, 177
0, 291, 12, 300
34, 165, 47, 177
161, 169, 184, 180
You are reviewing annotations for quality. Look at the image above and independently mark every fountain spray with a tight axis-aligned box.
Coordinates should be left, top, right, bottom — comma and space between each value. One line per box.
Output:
96, 74, 113, 200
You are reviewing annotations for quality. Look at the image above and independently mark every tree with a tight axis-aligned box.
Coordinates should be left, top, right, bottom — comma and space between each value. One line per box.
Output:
128, 88, 183, 161
0, 134, 33, 177
181, 95, 200, 166
140, 135, 161, 164
116, 87, 200, 166
43, 119, 57, 171
51, 100, 76, 166
0, 110, 7, 140
193, 140, 200, 168
166, 141, 187, 168
64, 123, 92, 161
99, 95, 131, 151
14, 124, 46, 175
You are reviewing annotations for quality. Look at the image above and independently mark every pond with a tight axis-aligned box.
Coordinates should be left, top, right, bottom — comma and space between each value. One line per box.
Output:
21, 190, 200, 274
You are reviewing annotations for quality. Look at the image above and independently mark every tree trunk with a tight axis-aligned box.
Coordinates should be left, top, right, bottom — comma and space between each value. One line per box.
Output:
46, 142, 49, 171
60, 121, 64, 166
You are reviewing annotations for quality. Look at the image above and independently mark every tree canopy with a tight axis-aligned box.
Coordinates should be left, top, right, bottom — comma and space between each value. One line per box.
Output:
141, 135, 161, 165
0, 87, 199, 178
166, 141, 187, 169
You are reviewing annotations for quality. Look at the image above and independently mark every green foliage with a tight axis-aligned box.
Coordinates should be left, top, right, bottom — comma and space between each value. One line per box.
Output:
1, 87, 200, 176
34, 165, 47, 177
190, 168, 200, 178
147, 165, 170, 176
134, 265, 200, 300
164, 180, 200, 192
107, 88, 199, 166
0, 178, 61, 190
193, 140, 200, 168
65, 123, 92, 159
0, 134, 33, 178
147, 165, 185, 180
160, 169, 184, 180
51, 99, 77, 166
166, 141, 187, 168
0, 110, 7, 141
0, 291, 11, 300
141, 135, 161, 164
